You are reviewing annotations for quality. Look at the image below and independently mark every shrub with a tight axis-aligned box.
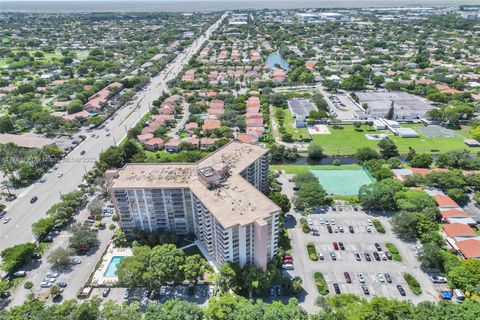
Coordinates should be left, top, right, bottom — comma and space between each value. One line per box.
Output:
372, 219, 386, 233
300, 218, 310, 233
403, 272, 422, 295
24, 281, 33, 289
385, 243, 402, 261
314, 272, 329, 295
307, 243, 318, 261
332, 159, 341, 166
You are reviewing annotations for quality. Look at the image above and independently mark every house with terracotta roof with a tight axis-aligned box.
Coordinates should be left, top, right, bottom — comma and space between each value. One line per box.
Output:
200, 137, 216, 150
236, 134, 258, 144
440, 209, 469, 220
202, 119, 221, 130
433, 194, 460, 209
185, 122, 198, 134
137, 133, 154, 143
165, 139, 182, 153
442, 223, 478, 241
144, 137, 165, 152
246, 96, 260, 109
62, 110, 91, 121
455, 239, 480, 259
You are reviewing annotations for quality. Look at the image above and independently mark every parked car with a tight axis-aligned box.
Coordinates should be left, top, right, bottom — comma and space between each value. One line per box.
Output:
3, 217, 11, 224
58, 282, 67, 288
361, 284, 370, 295
333, 242, 339, 250
13, 271, 26, 277
330, 252, 337, 261
366, 226, 372, 233
282, 263, 294, 270
364, 252, 371, 261
385, 273, 392, 283
376, 273, 385, 282
339, 242, 345, 250
30, 196, 38, 203
397, 285, 406, 296
358, 272, 365, 283
102, 288, 111, 297
333, 283, 341, 294
123, 289, 129, 299
71, 257, 81, 265
385, 251, 392, 260
80, 150, 86, 155
333, 226, 339, 233
344, 272, 352, 283
46, 272, 59, 278
40, 282, 52, 288
57, 173, 63, 178
372, 251, 380, 261
430, 275, 447, 283
354, 253, 361, 261
33, 253, 42, 260
349, 225, 354, 233
327, 225, 332, 233
318, 251, 324, 260
43, 277, 56, 283
339, 226, 344, 233
375, 243, 382, 251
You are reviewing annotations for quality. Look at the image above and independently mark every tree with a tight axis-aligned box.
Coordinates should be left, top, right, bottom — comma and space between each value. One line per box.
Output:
117, 246, 150, 287
145, 299, 204, 320
144, 244, 186, 287
182, 254, 207, 282
355, 147, 379, 162
0, 242, 35, 273
386, 101, 394, 120
268, 192, 291, 214
87, 199, 103, 219
378, 138, 399, 158
391, 211, 419, 241
47, 247, 73, 268
98, 146, 124, 171
410, 154, 433, 168
68, 223, 98, 252
66, 99, 83, 114
49, 285, 61, 298
418, 244, 445, 269
292, 172, 318, 186
358, 179, 404, 211
308, 142, 325, 161
293, 182, 327, 211
215, 263, 239, 293
0, 116, 15, 133
395, 189, 437, 212
101, 300, 142, 320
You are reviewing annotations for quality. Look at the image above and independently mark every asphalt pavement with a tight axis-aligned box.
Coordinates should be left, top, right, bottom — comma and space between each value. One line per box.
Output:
0, 13, 226, 253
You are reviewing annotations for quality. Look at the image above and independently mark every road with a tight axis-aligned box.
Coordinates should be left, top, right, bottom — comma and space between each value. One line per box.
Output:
0, 13, 226, 252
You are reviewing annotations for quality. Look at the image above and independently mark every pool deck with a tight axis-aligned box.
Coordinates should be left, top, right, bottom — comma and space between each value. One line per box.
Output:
91, 244, 132, 286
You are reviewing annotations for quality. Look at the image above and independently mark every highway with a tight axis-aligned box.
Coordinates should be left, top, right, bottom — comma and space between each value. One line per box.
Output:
0, 14, 226, 252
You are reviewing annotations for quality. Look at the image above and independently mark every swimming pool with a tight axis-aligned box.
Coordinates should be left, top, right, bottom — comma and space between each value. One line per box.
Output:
103, 256, 125, 278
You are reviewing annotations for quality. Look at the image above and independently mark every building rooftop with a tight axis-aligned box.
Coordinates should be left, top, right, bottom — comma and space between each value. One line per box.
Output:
442, 223, 477, 238
455, 239, 480, 259
108, 141, 277, 228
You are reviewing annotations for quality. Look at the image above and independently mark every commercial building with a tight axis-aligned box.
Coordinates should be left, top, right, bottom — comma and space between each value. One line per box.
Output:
106, 141, 279, 270
288, 99, 317, 128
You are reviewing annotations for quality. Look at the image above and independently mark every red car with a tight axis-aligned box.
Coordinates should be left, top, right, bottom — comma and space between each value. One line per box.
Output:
87, 215, 95, 220
344, 272, 352, 283
283, 254, 293, 263
333, 242, 339, 250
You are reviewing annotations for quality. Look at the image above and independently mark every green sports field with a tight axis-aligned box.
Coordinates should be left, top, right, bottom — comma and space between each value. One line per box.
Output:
310, 168, 375, 196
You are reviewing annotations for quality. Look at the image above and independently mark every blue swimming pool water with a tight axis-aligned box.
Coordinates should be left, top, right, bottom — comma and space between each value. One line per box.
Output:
103, 256, 125, 278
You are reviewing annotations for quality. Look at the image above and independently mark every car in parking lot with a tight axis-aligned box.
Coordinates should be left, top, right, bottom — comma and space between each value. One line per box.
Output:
338, 242, 345, 250
385, 251, 392, 260
333, 226, 339, 233
30, 196, 38, 203
80, 150, 86, 155
330, 252, 337, 261
379, 252, 387, 261
361, 284, 370, 295
364, 252, 371, 261
372, 251, 380, 261
282, 263, 294, 270
318, 251, 324, 260
344, 272, 352, 283
375, 243, 382, 251
102, 288, 111, 297
13, 271, 27, 277
354, 253, 361, 261
338, 226, 344, 233
40, 282, 52, 288
58, 282, 67, 288
358, 272, 365, 283
43, 277, 56, 283
333, 242, 339, 250
319, 218, 324, 224
71, 257, 81, 265
331, 219, 335, 225
366, 226, 372, 233
47, 272, 59, 278
3, 217, 11, 224
397, 285, 406, 296
430, 275, 447, 283
349, 225, 354, 233
376, 273, 385, 282
327, 225, 332, 233
367, 219, 372, 226
307, 218, 312, 225
385, 273, 392, 283
333, 283, 341, 294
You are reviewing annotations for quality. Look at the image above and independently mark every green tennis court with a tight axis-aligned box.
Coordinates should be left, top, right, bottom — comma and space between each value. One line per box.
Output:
310, 168, 375, 196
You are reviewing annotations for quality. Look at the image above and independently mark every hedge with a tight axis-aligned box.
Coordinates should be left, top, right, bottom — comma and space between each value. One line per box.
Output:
300, 217, 310, 234
403, 272, 422, 295
306, 243, 318, 261
314, 272, 329, 295
385, 243, 402, 261
372, 219, 385, 233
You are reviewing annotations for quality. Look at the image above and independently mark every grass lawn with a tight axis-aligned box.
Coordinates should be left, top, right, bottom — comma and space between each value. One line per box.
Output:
311, 125, 472, 156
273, 107, 311, 141
271, 164, 362, 174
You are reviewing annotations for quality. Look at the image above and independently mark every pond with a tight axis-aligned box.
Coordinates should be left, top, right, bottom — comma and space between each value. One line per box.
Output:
265, 51, 289, 70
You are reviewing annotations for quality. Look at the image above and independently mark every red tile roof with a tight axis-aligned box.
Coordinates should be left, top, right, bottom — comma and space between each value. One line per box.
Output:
443, 223, 477, 238
433, 194, 460, 208
441, 209, 469, 219
455, 239, 480, 258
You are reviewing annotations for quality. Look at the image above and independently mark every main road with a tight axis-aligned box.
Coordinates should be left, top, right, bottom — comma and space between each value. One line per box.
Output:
0, 13, 226, 252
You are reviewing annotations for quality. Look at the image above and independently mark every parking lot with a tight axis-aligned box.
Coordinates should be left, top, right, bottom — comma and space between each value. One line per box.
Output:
90, 284, 212, 306
278, 172, 439, 312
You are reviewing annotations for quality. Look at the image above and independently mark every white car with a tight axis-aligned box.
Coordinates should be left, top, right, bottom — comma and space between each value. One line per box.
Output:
40, 281, 52, 288
366, 226, 372, 233
376, 273, 385, 282
106, 132, 111, 136
307, 218, 312, 225
319, 218, 324, 224
333, 226, 339, 233
57, 173, 63, 178
282, 263, 294, 270
71, 258, 81, 265
331, 219, 335, 225
43, 277, 56, 283
3, 217, 11, 224
379, 252, 387, 261
46, 271, 59, 278
358, 272, 365, 283
367, 219, 373, 226
430, 275, 447, 283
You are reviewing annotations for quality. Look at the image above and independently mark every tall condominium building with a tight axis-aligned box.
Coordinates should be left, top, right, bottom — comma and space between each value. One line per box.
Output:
106, 141, 279, 270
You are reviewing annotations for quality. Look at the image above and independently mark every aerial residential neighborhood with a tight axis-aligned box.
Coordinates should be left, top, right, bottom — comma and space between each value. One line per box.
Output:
0, 2, 480, 319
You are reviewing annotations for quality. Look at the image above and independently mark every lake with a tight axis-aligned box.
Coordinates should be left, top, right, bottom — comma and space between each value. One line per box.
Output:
266, 51, 289, 70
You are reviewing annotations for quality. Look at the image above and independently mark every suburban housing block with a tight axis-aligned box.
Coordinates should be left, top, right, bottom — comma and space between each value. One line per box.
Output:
106, 141, 279, 270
